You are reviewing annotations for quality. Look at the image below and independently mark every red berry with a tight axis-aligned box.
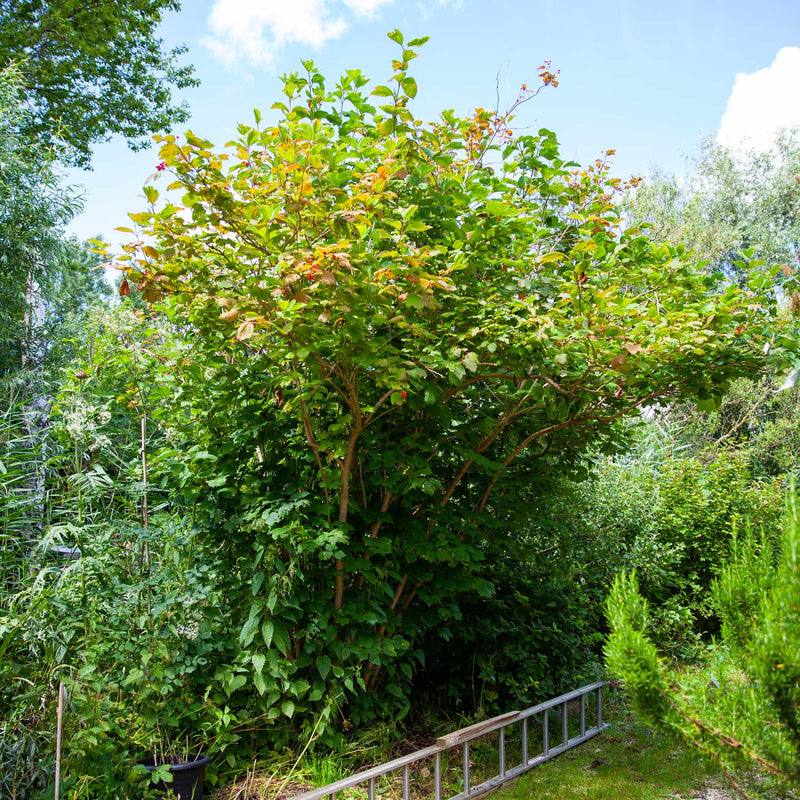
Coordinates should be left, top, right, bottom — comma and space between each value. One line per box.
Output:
401, 391, 407, 398
156, 161, 166, 171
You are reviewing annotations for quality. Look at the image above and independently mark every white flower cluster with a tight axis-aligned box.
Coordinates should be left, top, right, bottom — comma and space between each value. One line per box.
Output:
62, 396, 113, 452
91, 305, 142, 335
161, 424, 182, 446
176, 620, 201, 640
176, 606, 204, 640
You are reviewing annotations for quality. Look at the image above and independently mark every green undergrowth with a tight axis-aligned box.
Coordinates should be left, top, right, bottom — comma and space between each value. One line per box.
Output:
495, 701, 723, 800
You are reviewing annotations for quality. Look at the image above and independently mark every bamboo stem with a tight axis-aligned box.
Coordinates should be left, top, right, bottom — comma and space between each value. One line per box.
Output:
141, 414, 151, 624
55, 683, 65, 800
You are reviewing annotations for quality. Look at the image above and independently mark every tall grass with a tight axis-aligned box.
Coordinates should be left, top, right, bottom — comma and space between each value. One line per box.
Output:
0, 404, 47, 593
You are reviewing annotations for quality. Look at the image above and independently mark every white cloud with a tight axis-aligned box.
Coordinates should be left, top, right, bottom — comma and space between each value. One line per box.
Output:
718, 47, 800, 153
417, 0, 462, 19
203, 0, 394, 69
341, 0, 393, 16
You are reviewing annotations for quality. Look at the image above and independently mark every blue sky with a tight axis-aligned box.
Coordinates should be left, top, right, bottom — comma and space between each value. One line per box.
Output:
66, 0, 800, 251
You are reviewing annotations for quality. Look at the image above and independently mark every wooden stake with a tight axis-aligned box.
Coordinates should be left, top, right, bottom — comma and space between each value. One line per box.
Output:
55, 683, 65, 800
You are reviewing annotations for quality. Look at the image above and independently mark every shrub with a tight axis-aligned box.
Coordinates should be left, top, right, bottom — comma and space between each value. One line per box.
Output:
605, 489, 800, 792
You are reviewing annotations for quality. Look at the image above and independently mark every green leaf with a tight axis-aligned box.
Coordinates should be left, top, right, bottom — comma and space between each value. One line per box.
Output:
309, 686, 324, 702
372, 85, 394, 98
316, 654, 331, 680
387, 29, 404, 45
462, 352, 479, 373
123, 668, 143, 686
404, 293, 426, 309
239, 616, 259, 647
281, 700, 296, 718
401, 77, 418, 98
261, 620, 274, 647
252, 653, 266, 676
489, 201, 516, 220
272, 622, 291, 653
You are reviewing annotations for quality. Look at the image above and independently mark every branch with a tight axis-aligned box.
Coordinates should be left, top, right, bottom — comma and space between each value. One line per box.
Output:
334, 371, 364, 610
291, 360, 329, 504
439, 388, 540, 507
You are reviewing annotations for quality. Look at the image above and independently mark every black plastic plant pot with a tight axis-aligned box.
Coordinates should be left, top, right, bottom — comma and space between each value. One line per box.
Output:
139, 754, 210, 800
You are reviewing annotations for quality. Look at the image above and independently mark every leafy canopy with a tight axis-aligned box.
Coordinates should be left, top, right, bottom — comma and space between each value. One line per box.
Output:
115, 32, 791, 726
0, 0, 197, 167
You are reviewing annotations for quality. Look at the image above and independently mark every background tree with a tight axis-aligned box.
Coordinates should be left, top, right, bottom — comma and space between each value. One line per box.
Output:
0, 65, 77, 381
623, 132, 800, 279
0, 0, 197, 168
616, 131, 800, 520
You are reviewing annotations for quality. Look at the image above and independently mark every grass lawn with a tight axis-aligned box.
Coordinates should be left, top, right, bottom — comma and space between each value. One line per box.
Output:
493, 703, 726, 800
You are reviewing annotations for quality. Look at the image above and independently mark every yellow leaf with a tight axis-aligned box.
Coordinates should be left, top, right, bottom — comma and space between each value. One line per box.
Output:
610, 353, 627, 372
236, 320, 255, 340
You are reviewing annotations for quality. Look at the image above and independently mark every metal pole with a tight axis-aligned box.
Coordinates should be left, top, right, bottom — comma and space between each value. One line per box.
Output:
580, 694, 586, 737
562, 701, 568, 745
434, 751, 442, 800
521, 718, 528, 766
542, 710, 549, 756
596, 687, 603, 728
499, 727, 506, 777
463, 742, 470, 795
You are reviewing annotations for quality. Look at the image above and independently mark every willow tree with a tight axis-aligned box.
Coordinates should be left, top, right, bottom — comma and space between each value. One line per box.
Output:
117, 33, 790, 728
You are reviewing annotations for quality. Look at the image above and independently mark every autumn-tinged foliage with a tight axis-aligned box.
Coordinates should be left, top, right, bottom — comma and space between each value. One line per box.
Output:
112, 31, 793, 731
